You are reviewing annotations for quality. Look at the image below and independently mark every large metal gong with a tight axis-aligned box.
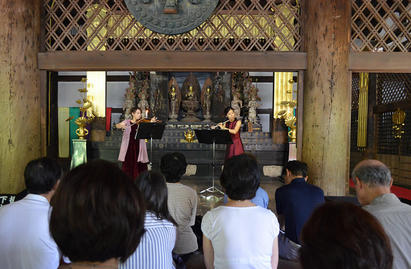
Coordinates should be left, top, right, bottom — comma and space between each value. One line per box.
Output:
124, 0, 219, 35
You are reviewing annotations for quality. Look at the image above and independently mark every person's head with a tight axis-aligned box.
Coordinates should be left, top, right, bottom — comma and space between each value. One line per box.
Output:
50, 160, 145, 263
284, 160, 308, 184
300, 202, 393, 269
351, 159, 392, 205
220, 153, 260, 200
136, 171, 176, 225
24, 157, 62, 195
224, 106, 235, 122
131, 107, 142, 120
160, 152, 187, 183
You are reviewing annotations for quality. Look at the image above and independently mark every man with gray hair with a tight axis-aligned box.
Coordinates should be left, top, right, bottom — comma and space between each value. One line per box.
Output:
352, 159, 411, 269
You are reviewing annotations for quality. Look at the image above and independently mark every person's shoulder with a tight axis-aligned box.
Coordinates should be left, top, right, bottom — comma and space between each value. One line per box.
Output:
306, 183, 324, 194
257, 187, 269, 196
178, 183, 197, 195
276, 184, 288, 193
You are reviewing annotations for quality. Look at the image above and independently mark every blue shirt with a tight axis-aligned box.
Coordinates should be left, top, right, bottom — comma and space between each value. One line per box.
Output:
119, 211, 176, 269
275, 178, 324, 243
223, 187, 269, 208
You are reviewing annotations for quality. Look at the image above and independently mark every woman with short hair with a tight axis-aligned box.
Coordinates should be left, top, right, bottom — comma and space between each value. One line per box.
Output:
201, 154, 279, 269
50, 160, 145, 269
300, 201, 393, 269
160, 152, 199, 261
120, 171, 177, 269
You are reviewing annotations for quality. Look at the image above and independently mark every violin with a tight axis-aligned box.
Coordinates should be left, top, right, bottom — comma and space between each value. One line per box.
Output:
135, 117, 162, 124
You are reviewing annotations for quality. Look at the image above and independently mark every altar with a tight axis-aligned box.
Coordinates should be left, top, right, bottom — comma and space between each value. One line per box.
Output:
89, 121, 287, 179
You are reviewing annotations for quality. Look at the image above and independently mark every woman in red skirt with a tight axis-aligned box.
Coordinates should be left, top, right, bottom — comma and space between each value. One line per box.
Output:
116, 107, 155, 180
217, 107, 244, 160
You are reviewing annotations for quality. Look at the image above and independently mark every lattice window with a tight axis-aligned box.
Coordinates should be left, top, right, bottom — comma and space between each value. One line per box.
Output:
351, 0, 411, 52
351, 73, 360, 152
377, 111, 399, 154
377, 73, 411, 105
401, 110, 411, 156
376, 73, 411, 155
351, 110, 360, 152
352, 73, 360, 110
43, 0, 302, 52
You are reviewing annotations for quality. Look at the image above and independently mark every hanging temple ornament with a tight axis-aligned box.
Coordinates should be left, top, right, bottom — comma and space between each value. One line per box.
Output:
392, 108, 406, 140
124, 0, 219, 35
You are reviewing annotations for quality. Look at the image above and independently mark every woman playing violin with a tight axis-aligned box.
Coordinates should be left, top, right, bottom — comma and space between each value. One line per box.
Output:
215, 106, 244, 160
116, 107, 157, 180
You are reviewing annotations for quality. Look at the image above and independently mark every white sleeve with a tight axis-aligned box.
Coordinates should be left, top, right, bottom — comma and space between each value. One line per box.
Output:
189, 190, 198, 226
270, 211, 280, 237
201, 211, 214, 240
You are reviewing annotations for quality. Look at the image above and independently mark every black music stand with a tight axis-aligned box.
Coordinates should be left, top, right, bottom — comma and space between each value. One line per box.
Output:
135, 122, 165, 167
195, 129, 232, 195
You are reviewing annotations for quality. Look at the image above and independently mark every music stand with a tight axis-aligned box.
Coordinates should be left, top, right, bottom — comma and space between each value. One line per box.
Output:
195, 129, 232, 195
135, 122, 165, 167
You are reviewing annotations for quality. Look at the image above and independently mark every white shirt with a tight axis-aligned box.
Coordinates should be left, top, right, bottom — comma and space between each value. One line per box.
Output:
202, 206, 279, 269
0, 194, 60, 269
166, 183, 198, 254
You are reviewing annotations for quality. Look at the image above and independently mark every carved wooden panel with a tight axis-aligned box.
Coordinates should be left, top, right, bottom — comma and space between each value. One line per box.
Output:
43, 0, 301, 52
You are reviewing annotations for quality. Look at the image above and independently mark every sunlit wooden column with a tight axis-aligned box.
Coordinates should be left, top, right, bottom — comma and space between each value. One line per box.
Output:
301, 0, 351, 195
0, 0, 42, 193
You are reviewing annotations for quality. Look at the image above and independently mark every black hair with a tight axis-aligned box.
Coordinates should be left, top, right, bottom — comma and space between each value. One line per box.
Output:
131, 107, 142, 114
136, 171, 176, 225
285, 160, 308, 177
300, 202, 393, 269
24, 157, 62, 194
160, 152, 187, 183
224, 106, 234, 115
50, 159, 145, 263
220, 153, 260, 200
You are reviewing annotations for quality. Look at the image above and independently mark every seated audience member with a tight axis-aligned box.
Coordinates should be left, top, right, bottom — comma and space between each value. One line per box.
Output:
50, 160, 145, 269
352, 159, 411, 269
202, 154, 279, 269
0, 157, 62, 269
161, 152, 199, 260
300, 202, 393, 269
223, 186, 269, 208
120, 171, 177, 269
275, 160, 324, 260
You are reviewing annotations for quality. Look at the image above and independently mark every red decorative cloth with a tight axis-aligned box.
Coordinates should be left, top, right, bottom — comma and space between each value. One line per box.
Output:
106, 107, 112, 132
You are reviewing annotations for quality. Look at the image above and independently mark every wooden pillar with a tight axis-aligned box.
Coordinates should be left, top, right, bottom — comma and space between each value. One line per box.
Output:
0, 0, 42, 193
301, 0, 351, 195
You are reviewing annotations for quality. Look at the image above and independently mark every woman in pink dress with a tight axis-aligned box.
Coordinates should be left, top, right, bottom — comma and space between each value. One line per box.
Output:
217, 107, 244, 160
116, 107, 155, 180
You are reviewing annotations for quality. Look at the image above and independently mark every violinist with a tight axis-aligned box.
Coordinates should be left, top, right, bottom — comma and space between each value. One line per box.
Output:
212, 106, 244, 160
116, 107, 157, 180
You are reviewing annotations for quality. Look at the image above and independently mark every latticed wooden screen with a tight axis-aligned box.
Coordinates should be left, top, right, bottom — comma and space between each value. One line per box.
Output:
351, 73, 360, 152
43, 0, 301, 52
351, 0, 411, 52
376, 73, 411, 155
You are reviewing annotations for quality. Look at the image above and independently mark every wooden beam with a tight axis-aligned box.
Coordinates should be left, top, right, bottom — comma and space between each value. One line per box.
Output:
38, 51, 307, 71
297, 70, 304, 161
350, 52, 411, 73
373, 100, 411, 114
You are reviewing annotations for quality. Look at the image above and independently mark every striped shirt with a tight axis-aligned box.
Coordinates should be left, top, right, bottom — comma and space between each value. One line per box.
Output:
119, 212, 176, 269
